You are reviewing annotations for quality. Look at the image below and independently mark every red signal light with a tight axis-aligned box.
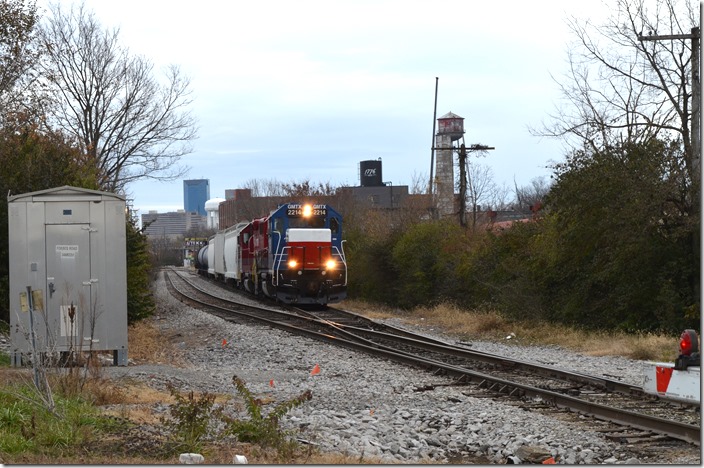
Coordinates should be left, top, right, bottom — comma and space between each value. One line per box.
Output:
679, 329, 699, 356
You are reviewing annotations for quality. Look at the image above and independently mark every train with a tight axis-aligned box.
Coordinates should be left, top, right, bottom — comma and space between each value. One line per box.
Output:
195, 202, 347, 305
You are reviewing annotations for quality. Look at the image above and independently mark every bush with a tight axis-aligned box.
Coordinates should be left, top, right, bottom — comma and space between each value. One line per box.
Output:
162, 385, 222, 454
390, 220, 470, 308
223, 375, 311, 456
126, 214, 156, 324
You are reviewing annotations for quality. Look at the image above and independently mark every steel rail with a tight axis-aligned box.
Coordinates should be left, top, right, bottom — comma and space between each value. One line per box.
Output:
164, 270, 700, 445
337, 325, 644, 395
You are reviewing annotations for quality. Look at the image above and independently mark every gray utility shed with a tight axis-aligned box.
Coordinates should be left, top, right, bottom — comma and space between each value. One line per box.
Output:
8, 186, 128, 366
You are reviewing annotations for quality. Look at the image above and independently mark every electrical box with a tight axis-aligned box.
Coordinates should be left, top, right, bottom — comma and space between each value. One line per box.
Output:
8, 186, 128, 366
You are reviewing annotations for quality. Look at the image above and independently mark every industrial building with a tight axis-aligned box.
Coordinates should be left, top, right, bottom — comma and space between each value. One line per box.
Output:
336, 159, 411, 209
215, 159, 419, 230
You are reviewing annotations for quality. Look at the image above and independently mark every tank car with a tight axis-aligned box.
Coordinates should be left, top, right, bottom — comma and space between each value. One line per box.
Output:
196, 202, 347, 305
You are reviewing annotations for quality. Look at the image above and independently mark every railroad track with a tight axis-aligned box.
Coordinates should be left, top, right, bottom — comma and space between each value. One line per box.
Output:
164, 268, 700, 445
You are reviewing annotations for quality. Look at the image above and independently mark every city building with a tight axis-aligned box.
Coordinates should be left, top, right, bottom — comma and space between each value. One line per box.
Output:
141, 210, 206, 238
183, 179, 210, 216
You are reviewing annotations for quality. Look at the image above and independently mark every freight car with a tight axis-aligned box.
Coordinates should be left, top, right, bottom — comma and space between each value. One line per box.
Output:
196, 202, 347, 305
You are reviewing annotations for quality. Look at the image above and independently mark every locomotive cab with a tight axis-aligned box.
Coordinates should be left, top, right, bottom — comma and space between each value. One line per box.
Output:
265, 203, 347, 304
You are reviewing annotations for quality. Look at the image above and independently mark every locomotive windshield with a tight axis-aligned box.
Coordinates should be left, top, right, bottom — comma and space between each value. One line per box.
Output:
289, 217, 326, 228
285, 203, 327, 228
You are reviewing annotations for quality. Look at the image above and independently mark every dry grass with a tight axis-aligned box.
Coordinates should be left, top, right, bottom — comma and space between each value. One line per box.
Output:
339, 299, 406, 320
128, 319, 187, 366
340, 300, 683, 362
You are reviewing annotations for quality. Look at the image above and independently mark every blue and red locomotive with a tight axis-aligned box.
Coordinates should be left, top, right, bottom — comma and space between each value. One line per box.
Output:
196, 202, 347, 305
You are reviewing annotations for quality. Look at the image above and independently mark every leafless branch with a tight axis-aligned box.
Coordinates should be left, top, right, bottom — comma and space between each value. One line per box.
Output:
37, 2, 198, 193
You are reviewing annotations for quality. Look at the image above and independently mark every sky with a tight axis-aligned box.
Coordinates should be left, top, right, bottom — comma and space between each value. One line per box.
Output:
39, 0, 611, 217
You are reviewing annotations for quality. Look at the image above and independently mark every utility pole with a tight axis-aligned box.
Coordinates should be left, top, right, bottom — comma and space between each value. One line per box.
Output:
638, 26, 700, 180
429, 77, 439, 199
458, 143, 495, 227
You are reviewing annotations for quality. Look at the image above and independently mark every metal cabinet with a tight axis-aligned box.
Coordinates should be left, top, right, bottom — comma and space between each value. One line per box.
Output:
8, 186, 128, 366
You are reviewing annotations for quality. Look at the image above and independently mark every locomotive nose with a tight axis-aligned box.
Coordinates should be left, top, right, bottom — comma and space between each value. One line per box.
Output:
305, 282, 319, 295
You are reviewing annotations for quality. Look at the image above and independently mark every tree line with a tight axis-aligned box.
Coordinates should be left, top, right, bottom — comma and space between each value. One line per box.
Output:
0, 0, 699, 333
344, 138, 698, 333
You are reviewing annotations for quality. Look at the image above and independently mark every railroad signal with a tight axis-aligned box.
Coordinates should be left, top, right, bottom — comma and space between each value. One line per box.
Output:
679, 329, 699, 356
675, 329, 700, 370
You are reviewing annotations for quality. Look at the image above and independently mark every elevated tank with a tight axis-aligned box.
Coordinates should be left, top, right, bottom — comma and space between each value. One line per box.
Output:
205, 197, 225, 229
359, 159, 383, 187
437, 111, 465, 141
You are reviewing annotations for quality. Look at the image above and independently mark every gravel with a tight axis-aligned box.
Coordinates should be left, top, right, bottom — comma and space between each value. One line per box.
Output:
3, 273, 700, 464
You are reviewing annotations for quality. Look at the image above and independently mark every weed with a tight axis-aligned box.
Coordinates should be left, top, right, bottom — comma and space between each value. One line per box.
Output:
0, 381, 107, 458
0, 430, 34, 454
0, 402, 28, 427
161, 384, 222, 454
223, 375, 312, 458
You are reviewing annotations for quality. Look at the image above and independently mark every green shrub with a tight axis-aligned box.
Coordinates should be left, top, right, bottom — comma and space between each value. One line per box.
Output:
391, 220, 470, 307
161, 385, 222, 454
126, 214, 156, 324
223, 375, 311, 455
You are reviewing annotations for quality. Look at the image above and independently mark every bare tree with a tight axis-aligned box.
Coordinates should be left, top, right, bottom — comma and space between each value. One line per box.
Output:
513, 176, 551, 214
463, 161, 493, 228
281, 179, 337, 197
409, 170, 429, 194
534, 0, 699, 179
37, 2, 197, 192
243, 178, 296, 197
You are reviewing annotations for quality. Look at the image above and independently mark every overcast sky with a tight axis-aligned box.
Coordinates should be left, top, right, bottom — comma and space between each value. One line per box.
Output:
42, 0, 610, 216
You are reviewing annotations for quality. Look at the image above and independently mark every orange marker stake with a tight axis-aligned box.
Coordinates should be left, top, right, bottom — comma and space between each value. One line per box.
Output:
310, 364, 321, 376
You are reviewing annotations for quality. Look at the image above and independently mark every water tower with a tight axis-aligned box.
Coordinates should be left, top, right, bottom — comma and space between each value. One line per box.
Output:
205, 198, 225, 229
435, 112, 464, 217
359, 158, 384, 187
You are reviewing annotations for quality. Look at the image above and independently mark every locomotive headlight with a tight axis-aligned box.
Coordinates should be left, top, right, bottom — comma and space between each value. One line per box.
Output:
288, 260, 298, 268
302, 204, 312, 217
325, 259, 336, 270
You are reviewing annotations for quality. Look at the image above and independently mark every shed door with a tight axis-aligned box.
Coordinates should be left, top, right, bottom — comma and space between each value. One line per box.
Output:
46, 224, 92, 349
